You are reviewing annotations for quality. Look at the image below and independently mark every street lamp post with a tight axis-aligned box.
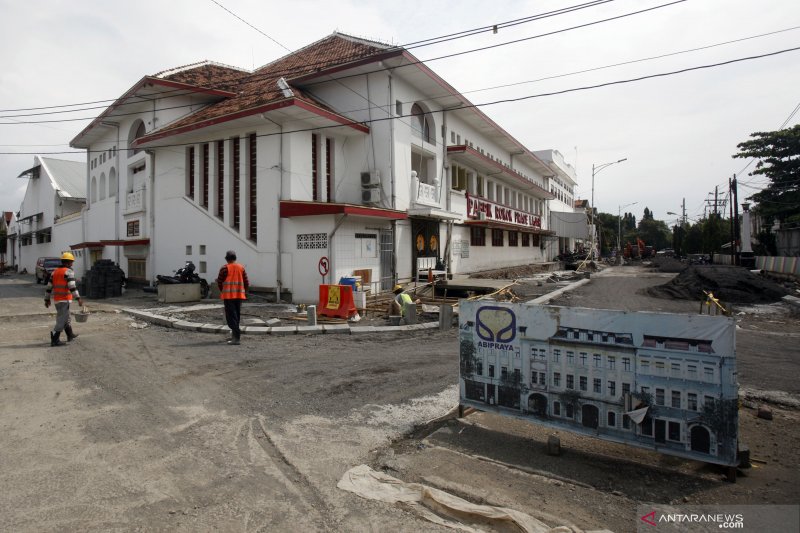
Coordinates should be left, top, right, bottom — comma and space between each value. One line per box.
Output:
591, 158, 627, 260
618, 201, 638, 252
667, 211, 683, 256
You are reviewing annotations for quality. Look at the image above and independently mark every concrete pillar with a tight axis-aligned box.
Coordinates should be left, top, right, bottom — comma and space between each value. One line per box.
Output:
306, 305, 317, 326
404, 301, 417, 324
547, 435, 561, 456
439, 304, 453, 331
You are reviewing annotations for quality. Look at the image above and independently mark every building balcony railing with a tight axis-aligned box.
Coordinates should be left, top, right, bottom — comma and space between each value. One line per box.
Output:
125, 190, 146, 214
411, 171, 439, 207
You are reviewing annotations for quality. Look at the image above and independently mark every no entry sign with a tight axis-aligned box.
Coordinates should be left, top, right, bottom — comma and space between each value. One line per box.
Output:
318, 256, 330, 277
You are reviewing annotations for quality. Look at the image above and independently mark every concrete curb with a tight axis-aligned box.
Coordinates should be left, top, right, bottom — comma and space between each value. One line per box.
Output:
528, 277, 591, 305
120, 275, 593, 336
122, 307, 443, 336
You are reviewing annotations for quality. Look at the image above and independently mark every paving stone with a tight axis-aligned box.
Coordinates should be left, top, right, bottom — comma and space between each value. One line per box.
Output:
270, 326, 297, 335
246, 326, 270, 335
349, 326, 376, 334
296, 325, 324, 334
198, 323, 226, 333
372, 326, 401, 333
322, 324, 351, 334
174, 320, 200, 331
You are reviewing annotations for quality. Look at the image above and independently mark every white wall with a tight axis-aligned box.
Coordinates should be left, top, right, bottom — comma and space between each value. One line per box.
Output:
447, 225, 546, 273
17, 158, 59, 273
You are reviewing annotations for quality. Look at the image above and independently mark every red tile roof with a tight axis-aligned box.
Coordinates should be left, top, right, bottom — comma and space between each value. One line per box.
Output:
153, 61, 249, 93
136, 34, 394, 144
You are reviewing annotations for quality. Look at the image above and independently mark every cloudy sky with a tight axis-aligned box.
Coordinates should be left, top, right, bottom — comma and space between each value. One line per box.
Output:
2, 0, 798, 225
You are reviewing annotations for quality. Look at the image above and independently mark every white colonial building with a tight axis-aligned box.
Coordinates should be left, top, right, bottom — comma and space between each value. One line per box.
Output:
11, 156, 86, 274
64, 32, 579, 302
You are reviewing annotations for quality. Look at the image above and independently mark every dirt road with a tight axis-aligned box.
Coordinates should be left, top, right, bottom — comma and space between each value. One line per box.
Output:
1, 268, 798, 532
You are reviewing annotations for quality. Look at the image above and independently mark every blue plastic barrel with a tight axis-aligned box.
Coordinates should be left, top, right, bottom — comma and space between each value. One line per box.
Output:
339, 277, 357, 290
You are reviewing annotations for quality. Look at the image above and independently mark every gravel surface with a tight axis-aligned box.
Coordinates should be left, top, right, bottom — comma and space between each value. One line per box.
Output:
2, 268, 798, 532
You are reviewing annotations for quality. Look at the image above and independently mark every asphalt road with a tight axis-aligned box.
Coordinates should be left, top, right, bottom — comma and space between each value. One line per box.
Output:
1, 268, 797, 532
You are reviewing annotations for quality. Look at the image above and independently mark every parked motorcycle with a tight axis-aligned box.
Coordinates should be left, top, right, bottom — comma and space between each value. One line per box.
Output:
156, 261, 210, 298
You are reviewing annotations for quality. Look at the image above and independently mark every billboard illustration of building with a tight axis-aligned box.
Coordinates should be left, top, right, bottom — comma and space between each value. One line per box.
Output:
458, 302, 739, 466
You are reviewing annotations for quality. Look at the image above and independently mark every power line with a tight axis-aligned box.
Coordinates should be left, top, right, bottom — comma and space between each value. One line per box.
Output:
0, 0, 615, 115
8, 24, 797, 123
299, 0, 690, 90
207, 0, 622, 178
209, 0, 291, 52
396, 0, 617, 49
3, 44, 799, 155
6, 36, 798, 130
452, 26, 800, 98
714, 98, 800, 192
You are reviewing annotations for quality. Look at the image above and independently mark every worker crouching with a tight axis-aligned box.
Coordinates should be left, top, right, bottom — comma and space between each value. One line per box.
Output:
44, 252, 84, 346
390, 284, 420, 317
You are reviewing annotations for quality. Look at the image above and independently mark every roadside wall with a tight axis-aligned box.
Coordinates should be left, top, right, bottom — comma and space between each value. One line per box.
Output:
714, 254, 799, 279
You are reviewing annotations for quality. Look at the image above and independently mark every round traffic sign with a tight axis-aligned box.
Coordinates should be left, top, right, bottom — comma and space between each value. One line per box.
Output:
318, 256, 330, 276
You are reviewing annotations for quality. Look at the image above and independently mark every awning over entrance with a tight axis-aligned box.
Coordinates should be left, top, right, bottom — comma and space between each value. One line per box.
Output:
407, 207, 462, 220
447, 145, 554, 200
71, 238, 151, 249
280, 201, 407, 220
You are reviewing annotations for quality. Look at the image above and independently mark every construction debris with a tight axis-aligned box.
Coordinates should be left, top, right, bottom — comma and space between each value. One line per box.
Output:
646, 265, 790, 304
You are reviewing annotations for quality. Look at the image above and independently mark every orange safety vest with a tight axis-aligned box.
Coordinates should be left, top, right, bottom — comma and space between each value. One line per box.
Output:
220, 263, 247, 300
52, 267, 73, 302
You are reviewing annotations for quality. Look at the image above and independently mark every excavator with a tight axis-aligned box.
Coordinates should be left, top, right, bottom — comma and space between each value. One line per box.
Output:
623, 238, 653, 260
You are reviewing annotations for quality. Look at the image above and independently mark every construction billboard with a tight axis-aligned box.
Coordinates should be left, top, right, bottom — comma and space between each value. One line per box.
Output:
458, 302, 739, 466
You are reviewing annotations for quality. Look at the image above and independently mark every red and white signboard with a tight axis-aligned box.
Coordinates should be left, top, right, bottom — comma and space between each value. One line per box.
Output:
466, 193, 541, 229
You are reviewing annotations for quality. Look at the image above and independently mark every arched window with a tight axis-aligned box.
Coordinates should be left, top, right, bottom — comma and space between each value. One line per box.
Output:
108, 167, 117, 198
91, 176, 97, 204
99, 172, 107, 200
128, 120, 146, 156
411, 103, 433, 144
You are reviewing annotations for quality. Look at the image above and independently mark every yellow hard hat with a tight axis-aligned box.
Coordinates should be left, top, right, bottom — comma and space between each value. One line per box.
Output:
392, 284, 403, 293
61, 252, 75, 261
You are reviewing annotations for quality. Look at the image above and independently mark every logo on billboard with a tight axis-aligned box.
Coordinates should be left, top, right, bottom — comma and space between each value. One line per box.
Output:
475, 306, 516, 343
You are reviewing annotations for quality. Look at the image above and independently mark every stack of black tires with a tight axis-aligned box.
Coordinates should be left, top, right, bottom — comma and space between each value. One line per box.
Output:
81, 260, 126, 299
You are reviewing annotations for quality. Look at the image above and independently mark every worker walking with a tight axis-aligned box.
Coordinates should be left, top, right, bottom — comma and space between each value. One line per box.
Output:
216, 250, 249, 345
44, 252, 83, 346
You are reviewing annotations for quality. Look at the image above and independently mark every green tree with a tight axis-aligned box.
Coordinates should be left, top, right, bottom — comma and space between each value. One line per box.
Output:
732, 124, 800, 223
642, 207, 654, 221
623, 212, 636, 231
637, 217, 671, 250
596, 212, 618, 254
680, 214, 729, 254
684, 223, 703, 254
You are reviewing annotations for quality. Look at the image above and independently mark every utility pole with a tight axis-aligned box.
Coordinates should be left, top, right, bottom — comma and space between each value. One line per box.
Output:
714, 186, 718, 216
729, 177, 735, 266
681, 198, 686, 226
732, 174, 739, 266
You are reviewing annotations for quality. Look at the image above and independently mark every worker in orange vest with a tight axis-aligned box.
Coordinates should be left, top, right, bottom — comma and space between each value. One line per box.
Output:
216, 250, 249, 345
44, 252, 84, 346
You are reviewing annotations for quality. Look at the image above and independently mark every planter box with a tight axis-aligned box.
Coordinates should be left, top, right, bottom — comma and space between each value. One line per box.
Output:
158, 283, 201, 303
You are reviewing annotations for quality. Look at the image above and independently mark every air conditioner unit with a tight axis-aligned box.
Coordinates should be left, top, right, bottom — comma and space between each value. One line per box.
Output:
361, 170, 381, 187
362, 187, 381, 204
